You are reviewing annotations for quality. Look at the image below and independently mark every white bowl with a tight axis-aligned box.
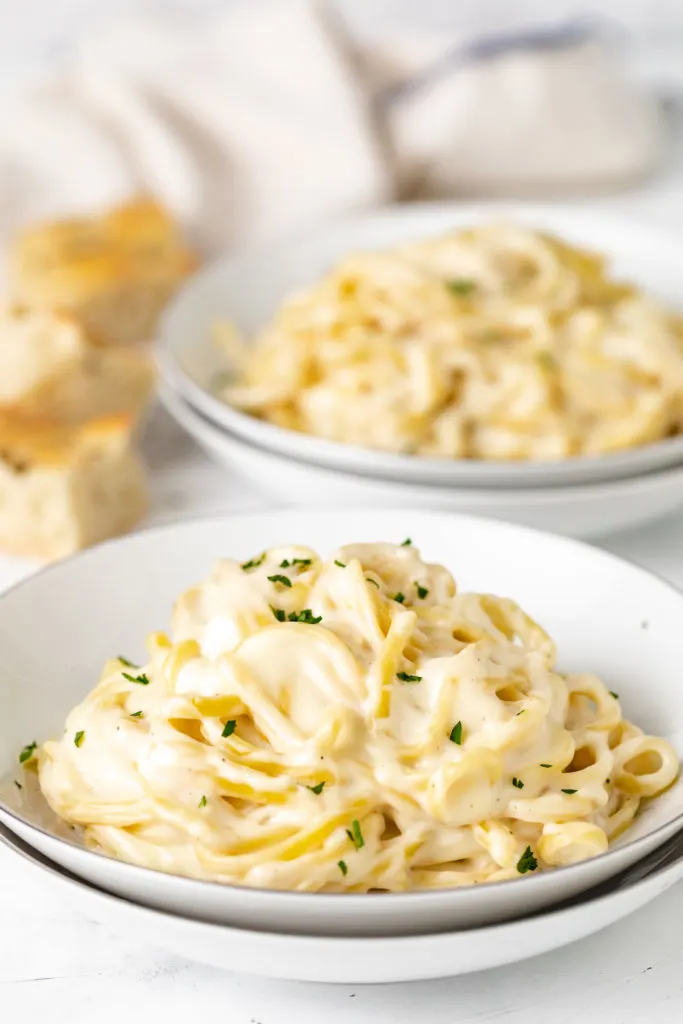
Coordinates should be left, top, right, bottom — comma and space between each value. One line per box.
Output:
157, 202, 683, 490
2, 820, 683, 983
1, 510, 683, 936
161, 380, 683, 540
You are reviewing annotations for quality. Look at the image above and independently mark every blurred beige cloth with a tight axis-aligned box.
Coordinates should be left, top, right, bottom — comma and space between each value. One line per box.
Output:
0, 0, 664, 259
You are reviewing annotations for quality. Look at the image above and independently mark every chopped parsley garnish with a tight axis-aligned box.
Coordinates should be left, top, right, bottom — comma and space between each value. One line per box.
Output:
307, 782, 325, 795
334, 560, 346, 568
241, 552, 266, 572
288, 609, 322, 624
414, 583, 429, 599
561, 788, 578, 795
449, 721, 463, 745
122, 671, 150, 686
198, 795, 207, 808
268, 574, 292, 588
222, 720, 236, 738
393, 592, 405, 604
349, 819, 364, 849
338, 859, 348, 876
18, 742, 37, 765
118, 655, 138, 668
280, 558, 312, 569
366, 578, 379, 588
74, 730, 85, 748
540, 763, 552, 768
400, 538, 412, 546
446, 279, 476, 296
14, 780, 22, 790
516, 846, 538, 874
609, 691, 619, 699
516, 709, 526, 716
512, 777, 524, 789
397, 671, 422, 683
535, 351, 556, 372
271, 605, 286, 622
130, 711, 143, 719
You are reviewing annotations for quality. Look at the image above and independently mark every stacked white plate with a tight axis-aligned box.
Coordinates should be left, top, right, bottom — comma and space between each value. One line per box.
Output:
1, 509, 683, 983
156, 202, 683, 539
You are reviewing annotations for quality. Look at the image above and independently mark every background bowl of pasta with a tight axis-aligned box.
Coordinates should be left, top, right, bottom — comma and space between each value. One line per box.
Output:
1, 509, 682, 939
157, 203, 683, 493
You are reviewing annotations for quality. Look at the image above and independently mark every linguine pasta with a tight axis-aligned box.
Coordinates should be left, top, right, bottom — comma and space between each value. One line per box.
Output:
220, 224, 683, 461
35, 542, 678, 891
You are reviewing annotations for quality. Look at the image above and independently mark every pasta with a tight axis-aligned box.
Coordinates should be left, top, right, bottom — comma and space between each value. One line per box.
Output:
219, 223, 683, 461
34, 541, 678, 892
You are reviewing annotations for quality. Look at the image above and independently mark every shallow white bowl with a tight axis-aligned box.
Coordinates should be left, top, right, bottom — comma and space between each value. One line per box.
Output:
157, 202, 683, 490
161, 381, 683, 540
1, 510, 683, 936
2, 820, 683, 983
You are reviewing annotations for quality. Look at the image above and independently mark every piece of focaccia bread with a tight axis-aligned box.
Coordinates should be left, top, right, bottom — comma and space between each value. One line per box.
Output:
0, 413, 148, 561
8, 198, 196, 346
0, 307, 155, 423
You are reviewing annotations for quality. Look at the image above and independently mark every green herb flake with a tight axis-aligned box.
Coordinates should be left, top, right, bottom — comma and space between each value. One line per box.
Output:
393, 592, 405, 604
118, 655, 138, 668
516, 709, 526, 716
334, 560, 346, 568
241, 552, 266, 572
271, 605, 286, 622
18, 742, 37, 765
516, 846, 538, 874
222, 720, 237, 739
449, 721, 463, 745
446, 279, 477, 297
14, 780, 22, 790
561, 788, 578, 795
540, 763, 552, 768
267, 574, 292, 588
307, 782, 325, 795
122, 671, 150, 686
609, 691, 619, 699
535, 351, 556, 372
199, 795, 207, 808
366, 577, 380, 588
130, 711, 144, 719
512, 777, 524, 789
350, 819, 365, 850
400, 538, 412, 547
288, 609, 322, 624
414, 582, 429, 599
397, 671, 422, 683
338, 859, 348, 876
74, 730, 85, 748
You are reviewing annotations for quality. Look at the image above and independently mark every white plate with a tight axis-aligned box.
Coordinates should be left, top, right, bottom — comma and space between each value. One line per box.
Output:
161, 381, 683, 540
2, 820, 683, 983
1, 510, 683, 936
157, 202, 683, 489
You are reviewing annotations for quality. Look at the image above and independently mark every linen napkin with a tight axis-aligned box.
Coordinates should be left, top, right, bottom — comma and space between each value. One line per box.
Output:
0, 0, 663, 261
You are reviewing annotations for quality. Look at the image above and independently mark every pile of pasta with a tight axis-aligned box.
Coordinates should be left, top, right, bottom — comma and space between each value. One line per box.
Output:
222, 224, 683, 461
36, 542, 678, 891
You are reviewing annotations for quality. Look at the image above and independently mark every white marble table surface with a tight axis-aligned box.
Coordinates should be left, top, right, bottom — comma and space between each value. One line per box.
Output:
6, 92, 683, 1019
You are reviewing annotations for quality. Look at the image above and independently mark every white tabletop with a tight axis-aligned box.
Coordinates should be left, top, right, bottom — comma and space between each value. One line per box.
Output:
5, 101, 683, 1017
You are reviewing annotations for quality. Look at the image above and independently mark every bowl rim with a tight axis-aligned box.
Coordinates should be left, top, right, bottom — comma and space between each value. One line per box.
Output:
157, 200, 683, 489
159, 379, 683, 500
2, 507, 683, 907
2, 817, 683, 943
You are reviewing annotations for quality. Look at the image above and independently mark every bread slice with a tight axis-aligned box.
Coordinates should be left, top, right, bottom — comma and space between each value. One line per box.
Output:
8, 198, 196, 346
0, 413, 148, 561
0, 307, 155, 423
